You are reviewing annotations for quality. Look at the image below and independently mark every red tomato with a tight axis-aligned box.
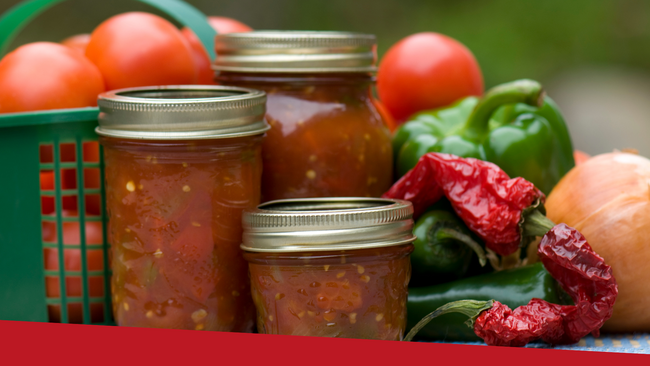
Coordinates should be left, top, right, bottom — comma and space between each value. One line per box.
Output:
47, 303, 105, 324
44, 219, 105, 323
372, 98, 398, 132
61, 34, 91, 54
207, 16, 253, 34
181, 16, 253, 85
0, 42, 105, 113
40, 171, 54, 190
85, 12, 196, 90
377, 32, 484, 123
574, 150, 591, 165
82, 141, 100, 163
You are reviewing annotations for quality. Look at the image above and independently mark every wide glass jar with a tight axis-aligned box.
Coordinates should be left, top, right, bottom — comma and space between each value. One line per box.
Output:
241, 198, 415, 340
96, 86, 268, 331
214, 31, 393, 202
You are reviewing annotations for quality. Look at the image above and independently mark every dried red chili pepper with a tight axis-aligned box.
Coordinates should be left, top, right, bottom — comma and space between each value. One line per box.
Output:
404, 224, 618, 346
383, 152, 553, 256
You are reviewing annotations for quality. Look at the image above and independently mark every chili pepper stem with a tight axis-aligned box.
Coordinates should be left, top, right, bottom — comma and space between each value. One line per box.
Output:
403, 300, 495, 342
523, 209, 556, 237
437, 228, 487, 267
463, 80, 545, 139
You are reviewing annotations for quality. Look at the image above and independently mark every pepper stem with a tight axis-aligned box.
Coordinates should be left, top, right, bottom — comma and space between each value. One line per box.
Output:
463, 79, 546, 139
403, 300, 495, 342
437, 228, 487, 267
523, 209, 556, 237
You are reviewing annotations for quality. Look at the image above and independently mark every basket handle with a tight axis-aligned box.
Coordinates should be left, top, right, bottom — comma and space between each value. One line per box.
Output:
0, 0, 217, 60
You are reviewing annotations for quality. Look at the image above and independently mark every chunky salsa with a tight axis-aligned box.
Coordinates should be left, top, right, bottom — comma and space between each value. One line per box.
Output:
244, 244, 412, 339
102, 136, 262, 331
216, 73, 393, 202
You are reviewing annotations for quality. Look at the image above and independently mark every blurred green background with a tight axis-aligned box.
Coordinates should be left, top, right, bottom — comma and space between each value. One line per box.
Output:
1, 0, 650, 156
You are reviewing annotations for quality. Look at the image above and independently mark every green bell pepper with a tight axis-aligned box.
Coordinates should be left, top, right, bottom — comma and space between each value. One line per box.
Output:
410, 209, 486, 287
393, 79, 575, 195
406, 262, 573, 342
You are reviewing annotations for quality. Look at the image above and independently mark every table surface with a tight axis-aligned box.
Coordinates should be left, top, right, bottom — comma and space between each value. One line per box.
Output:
442, 334, 650, 354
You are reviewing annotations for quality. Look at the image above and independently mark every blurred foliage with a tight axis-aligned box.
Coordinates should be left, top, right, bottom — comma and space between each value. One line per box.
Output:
1, 0, 650, 87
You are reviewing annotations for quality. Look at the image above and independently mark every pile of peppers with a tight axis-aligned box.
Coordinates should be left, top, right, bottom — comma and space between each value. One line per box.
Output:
384, 153, 618, 346
392, 79, 575, 195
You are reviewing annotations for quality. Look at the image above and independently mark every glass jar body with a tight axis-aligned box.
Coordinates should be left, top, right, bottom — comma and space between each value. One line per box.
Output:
244, 244, 413, 340
216, 73, 393, 202
102, 136, 263, 331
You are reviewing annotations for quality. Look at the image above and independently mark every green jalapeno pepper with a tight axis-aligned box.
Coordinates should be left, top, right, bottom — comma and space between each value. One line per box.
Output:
410, 209, 486, 287
393, 79, 575, 195
406, 262, 572, 342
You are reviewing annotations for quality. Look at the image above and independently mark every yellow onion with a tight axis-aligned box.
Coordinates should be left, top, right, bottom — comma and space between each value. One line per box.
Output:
545, 152, 650, 332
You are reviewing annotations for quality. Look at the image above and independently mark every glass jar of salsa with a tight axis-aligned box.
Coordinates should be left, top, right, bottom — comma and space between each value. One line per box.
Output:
214, 31, 393, 202
241, 198, 415, 340
96, 86, 268, 331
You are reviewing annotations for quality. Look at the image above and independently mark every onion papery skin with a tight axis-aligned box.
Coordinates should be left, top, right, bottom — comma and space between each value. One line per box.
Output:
546, 152, 650, 332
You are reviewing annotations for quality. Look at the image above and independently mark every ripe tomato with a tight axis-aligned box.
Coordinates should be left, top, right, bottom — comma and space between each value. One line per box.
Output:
40, 171, 54, 190
377, 32, 484, 124
207, 16, 253, 34
372, 98, 398, 132
85, 12, 196, 90
181, 16, 253, 85
43, 217, 105, 323
574, 150, 591, 165
61, 34, 91, 54
0, 42, 105, 113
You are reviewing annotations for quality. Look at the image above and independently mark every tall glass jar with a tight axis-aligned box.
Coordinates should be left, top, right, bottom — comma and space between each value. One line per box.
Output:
241, 198, 415, 340
214, 31, 393, 202
96, 86, 268, 331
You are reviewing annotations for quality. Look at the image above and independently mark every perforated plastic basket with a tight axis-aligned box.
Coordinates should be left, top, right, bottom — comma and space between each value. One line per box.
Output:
0, 0, 216, 325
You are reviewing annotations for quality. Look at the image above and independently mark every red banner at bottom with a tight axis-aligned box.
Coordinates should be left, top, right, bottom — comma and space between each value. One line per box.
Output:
0, 320, 647, 365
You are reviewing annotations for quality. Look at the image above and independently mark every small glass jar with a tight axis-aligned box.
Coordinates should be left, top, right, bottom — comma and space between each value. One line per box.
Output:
214, 31, 393, 202
96, 86, 269, 331
241, 198, 415, 340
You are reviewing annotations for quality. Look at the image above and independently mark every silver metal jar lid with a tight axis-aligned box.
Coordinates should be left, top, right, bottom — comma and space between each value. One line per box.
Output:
96, 85, 269, 140
213, 31, 377, 73
241, 198, 415, 253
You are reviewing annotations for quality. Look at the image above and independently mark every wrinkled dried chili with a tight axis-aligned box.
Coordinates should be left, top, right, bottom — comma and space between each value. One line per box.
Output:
383, 152, 554, 256
404, 224, 618, 346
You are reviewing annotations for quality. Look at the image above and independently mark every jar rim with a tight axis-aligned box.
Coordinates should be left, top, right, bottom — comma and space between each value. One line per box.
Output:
214, 31, 377, 74
96, 85, 269, 140
241, 197, 415, 253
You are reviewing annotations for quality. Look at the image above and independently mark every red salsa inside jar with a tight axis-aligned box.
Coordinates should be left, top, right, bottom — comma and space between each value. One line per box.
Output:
214, 32, 393, 202
245, 245, 412, 339
97, 86, 268, 331
217, 74, 394, 201
104, 137, 261, 330
241, 197, 415, 340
